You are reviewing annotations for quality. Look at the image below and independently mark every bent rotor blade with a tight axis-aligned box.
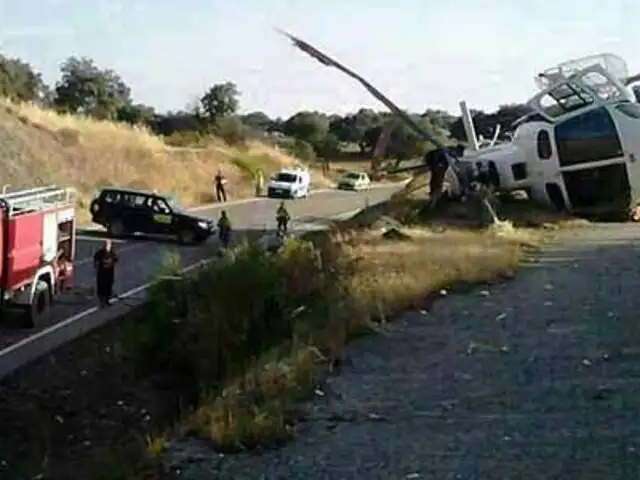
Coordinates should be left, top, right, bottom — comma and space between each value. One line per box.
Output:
278, 29, 445, 150
278, 30, 499, 224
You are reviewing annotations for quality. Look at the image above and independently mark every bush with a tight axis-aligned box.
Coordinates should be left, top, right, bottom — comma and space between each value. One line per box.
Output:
163, 130, 208, 147
313, 132, 341, 158
288, 139, 316, 162
214, 116, 247, 146
126, 237, 348, 392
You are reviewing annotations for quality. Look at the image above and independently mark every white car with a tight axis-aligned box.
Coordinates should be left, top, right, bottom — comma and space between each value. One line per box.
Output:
338, 171, 371, 191
267, 167, 311, 199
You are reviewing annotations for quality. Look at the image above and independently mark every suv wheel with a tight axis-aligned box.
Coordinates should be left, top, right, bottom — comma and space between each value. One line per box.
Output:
108, 220, 125, 237
178, 228, 196, 245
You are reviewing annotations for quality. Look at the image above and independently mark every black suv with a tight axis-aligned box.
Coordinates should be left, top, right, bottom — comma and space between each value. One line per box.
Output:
89, 188, 215, 244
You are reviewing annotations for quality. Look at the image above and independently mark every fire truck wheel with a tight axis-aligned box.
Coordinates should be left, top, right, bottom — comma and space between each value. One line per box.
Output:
24, 281, 50, 328
108, 220, 125, 237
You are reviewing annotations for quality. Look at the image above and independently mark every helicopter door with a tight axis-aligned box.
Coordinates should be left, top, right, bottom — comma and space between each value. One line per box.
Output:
554, 106, 630, 215
608, 102, 640, 205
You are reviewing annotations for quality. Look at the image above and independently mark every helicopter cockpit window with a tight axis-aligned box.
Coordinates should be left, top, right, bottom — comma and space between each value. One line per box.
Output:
537, 131, 552, 159
554, 106, 623, 167
578, 71, 625, 102
538, 82, 595, 118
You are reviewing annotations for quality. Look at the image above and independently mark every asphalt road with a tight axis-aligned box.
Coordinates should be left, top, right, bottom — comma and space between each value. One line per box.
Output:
0, 185, 401, 353
170, 224, 640, 479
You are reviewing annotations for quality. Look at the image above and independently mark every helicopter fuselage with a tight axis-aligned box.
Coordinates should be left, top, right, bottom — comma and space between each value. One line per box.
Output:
461, 57, 640, 218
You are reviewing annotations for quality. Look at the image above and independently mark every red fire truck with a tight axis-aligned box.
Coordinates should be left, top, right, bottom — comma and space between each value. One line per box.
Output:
0, 186, 77, 327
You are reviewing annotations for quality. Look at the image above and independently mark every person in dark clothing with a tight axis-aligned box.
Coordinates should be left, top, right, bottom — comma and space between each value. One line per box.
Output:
93, 239, 118, 307
217, 210, 232, 248
276, 201, 290, 236
425, 147, 451, 207
214, 169, 227, 202
450, 143, 473, 197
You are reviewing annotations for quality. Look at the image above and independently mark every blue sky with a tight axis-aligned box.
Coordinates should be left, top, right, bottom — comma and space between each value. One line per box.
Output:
0, 0, 634, 117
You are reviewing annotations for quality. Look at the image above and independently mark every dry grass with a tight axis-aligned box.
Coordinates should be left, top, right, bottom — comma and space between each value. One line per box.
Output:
137, 175, 583, 455
176, 219, 536, 450
341, 226, 530, 317
0, 99, 331, 223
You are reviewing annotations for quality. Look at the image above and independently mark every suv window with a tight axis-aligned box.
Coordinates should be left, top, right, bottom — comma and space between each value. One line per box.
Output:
537, 130, 552, 159
101, 190, 120, 203
131, 194, 148, 207
150, 198, 172, 214
616, 102, 640, 119
554, 106, 623, 167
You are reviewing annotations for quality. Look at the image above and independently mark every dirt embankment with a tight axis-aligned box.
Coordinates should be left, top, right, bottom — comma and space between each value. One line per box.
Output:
0, 99, 332, 223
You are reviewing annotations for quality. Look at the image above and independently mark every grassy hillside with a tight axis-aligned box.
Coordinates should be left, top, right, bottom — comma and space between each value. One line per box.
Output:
0, 99, 332, 222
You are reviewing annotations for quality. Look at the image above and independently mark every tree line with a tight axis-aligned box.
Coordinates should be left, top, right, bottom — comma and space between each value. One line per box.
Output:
0, 52, 537, 162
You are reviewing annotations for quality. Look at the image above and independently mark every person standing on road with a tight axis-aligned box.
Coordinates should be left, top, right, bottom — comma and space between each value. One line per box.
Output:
214, 169, 228, 202
93, 239, 118, 308
276, 201, 290, 236
217, 210, 232, 248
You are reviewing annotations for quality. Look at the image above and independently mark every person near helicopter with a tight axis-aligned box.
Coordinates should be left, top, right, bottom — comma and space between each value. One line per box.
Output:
276, 201, 290, 236
425, 147, 451, 207
217, 210, 232, 248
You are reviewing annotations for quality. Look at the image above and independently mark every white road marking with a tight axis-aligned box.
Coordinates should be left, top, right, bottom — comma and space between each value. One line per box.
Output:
75, 235, 128, 243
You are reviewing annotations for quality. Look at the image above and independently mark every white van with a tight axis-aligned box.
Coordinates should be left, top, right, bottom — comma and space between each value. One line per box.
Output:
267, 167, 311, 199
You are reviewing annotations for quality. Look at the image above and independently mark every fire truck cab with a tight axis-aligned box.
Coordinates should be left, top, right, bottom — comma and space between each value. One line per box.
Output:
0, 186, 77, 327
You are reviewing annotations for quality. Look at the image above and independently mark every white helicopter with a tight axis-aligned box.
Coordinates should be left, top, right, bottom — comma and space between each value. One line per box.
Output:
280, 32, 640, 220
460, 53, 640, 219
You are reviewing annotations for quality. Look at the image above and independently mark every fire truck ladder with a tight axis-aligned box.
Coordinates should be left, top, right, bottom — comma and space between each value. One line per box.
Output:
0, 185, 77, 216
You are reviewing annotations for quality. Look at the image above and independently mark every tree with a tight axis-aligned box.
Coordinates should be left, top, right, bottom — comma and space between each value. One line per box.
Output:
54, 56, 131, 119
360, 114, 436, 161
282, 111, 329, 146
328, 108, 380, 152
0, 55, 46, 103
149, 112, 201, 136
214, 115, 247, 145
116, 103, 155, 126
240, 111, 273, 131
386, 122, 428, 159
199, 82, 240, 126
289, 138, 316, 162
448, 103, 532, 142
421, 109, 456, 137
314, 132, 341, 158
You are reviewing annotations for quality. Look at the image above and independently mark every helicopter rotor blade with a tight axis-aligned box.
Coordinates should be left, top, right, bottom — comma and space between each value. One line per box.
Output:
278, 29, 445, 150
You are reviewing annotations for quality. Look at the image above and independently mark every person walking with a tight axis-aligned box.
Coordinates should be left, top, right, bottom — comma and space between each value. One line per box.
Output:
93, 239, 118, 307
214, 169, 228, 202
217, 210, 232, 248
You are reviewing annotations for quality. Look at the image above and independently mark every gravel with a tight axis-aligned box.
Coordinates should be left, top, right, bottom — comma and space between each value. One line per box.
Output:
167, 224, 640, 479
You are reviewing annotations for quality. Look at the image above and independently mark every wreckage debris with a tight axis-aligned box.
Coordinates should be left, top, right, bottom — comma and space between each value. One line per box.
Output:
381, 227, 412, 241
